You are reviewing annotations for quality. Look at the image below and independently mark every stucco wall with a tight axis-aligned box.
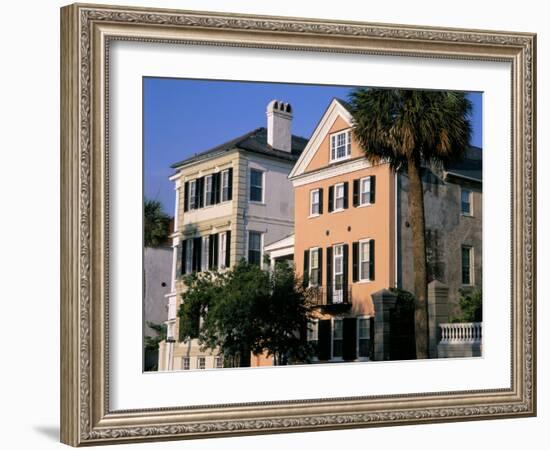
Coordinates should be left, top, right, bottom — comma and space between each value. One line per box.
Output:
144, 246, 172, 337
397, 168, 482, 318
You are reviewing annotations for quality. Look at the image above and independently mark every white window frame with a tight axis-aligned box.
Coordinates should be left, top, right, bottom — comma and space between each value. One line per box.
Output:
218, 231, 227, 269
359, 238, 373, 282
307, 319, 319, 361
309, 247, 320, 287
357, 315, 371, 360
461, 245, 474, 286
334, 182, 345, 212
214, 356, 223, 369
333, 244, 344, 303
189, 179, 197, 210
197, 357, 206, 370
310, 188, 320, 217
461, 188, 473, 216
201, 235, 210, 272
204, 174, 213, 207
359, 176, 373, 206
249, 168, 264, 203
221, 169, 230, 202
248, 231, 263, 266
331, 318, 344, 361
330, 130, 352, 162
182, 357, 190, 370
185, 238, 193, 274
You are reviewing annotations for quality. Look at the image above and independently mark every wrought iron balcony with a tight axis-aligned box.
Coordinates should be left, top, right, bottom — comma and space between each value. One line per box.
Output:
306, 286, 352, 311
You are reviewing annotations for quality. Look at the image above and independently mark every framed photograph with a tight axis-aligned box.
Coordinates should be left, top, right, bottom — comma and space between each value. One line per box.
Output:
60, 3, 536, 446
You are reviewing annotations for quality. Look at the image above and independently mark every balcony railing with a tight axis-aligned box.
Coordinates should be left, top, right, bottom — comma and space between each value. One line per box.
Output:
439, 322, 482, 344
306, 286, 352, 308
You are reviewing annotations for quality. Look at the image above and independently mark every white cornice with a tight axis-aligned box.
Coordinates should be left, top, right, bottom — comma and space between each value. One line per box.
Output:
291, 158, 380, 187
289, 99, 353, 179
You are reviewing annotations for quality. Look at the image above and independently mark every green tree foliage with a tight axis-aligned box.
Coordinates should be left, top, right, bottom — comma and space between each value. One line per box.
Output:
144, 198, 171, 247
453, 287, 482, 323
349, 88, 472, 359
178, 260, 315, 367
144, 321, 167, 351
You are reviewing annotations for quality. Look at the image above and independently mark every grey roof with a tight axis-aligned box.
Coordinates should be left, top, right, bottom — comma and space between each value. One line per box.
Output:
171, 127, 308, 169
445, 146, 482, 182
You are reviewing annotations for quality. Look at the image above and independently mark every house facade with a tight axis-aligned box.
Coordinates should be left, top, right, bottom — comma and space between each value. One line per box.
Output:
158, 100, 307, 371
283, 98, 482, 363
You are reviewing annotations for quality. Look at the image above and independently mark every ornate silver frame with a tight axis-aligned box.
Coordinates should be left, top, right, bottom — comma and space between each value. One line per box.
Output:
60, 3, 536, 446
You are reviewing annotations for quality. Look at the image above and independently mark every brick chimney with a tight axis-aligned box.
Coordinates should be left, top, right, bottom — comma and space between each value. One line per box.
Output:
266, 100, 292, 152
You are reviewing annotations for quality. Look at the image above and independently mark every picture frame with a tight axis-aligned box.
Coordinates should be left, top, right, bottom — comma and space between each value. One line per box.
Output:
60, 2, 536, 446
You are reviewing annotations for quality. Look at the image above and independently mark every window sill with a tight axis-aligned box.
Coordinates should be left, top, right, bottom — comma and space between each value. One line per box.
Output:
249, 200, 265, 205
355, 279, 373, 285
329, 208, 345, 214
461, 212, 474, 218
329, 156, 352, 164
356, 202, 373, 209
308, 213, 321, 219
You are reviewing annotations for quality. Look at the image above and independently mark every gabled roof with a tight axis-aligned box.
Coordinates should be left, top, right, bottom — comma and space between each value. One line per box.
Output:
171, 127, 308, 170
288, 98, 354, 179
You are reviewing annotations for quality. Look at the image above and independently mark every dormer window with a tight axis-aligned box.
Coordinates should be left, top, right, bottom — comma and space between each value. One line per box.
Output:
330, 130, 351, 162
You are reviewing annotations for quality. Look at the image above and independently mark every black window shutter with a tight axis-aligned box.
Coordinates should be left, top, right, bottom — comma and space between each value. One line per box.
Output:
343, 181, 349, 209
183, 182, 189, 212
228, 168, 233, 200
176, 241, 184, 276
213, 233, 219, 268
225, 230, 231, 268
318, 188, 324, 214
193, 237, 202, 272
326, 246, 333, 304
343, 318, 358, 361
318, 320, 332, 360
208, 235, 215, 269
328, 186, 334, 212
342, 244, 349, 303
181, 240, 188, 275
318, 247, 323, 286
210, 175, 216, 205
352, 241, 359, 282
370, 176, 376, 204
214, 172, 221, 204
352, 179, 360, 207
369, 240, 375, 280
303, 250, 310, 287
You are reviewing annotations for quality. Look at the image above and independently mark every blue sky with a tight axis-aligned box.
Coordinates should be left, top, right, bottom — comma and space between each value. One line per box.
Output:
144, 78, 482, 215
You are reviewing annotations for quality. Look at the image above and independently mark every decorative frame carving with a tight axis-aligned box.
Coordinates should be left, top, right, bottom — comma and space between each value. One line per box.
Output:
60, 3, 536, 446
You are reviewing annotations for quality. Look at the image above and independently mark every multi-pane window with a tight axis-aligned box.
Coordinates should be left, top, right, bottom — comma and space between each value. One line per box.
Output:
250, 169, 263, 202
248, 231, 262, 266
333, 245, 344, 303
201, 235, 210, 272
204, 175, 213, 206
185, 239, 193, 274
461, 188, 472, 215
214, 357, 223, 369
218, 231, 227, 269
197, 357, 206, 370
358, 318, 370, 358
330, 130, 351, 162
189, 179, 197, 210
359, 240, 371, 281
461, 245, 473, 285
309, 248, 320, 286
221, 169, 230, 202
182, 357, 190, 370
360, 177, 372, 205
307, 320, 318, 348
334, 183, 345, 211
332, 319, 343, 359
310, 189, 320, 216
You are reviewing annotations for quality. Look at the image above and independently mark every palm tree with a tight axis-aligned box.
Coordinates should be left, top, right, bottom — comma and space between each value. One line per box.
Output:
348, 88, 472, 359
144, 198, 171, 248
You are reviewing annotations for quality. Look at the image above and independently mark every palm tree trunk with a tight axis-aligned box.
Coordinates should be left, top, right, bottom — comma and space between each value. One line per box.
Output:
406, 159, 429, 359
